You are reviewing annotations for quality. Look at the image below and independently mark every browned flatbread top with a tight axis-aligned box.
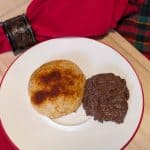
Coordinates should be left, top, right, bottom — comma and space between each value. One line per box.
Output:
28, 60, 86, 118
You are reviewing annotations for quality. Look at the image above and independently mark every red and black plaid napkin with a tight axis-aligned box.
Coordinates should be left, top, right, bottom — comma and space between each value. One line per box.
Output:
117, 0, 150, 60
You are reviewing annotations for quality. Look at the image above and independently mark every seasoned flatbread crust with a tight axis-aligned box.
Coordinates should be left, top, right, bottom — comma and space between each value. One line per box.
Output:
28, 60, 86, 118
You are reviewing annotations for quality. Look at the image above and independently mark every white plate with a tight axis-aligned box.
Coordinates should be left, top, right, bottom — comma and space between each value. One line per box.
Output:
0, 37, 144, 150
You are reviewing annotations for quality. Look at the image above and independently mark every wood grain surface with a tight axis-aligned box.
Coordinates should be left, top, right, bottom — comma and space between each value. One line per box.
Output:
0, 1, 150, 150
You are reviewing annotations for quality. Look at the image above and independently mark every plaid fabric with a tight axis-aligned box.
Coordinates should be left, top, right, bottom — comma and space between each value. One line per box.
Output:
117, 0, 150, 60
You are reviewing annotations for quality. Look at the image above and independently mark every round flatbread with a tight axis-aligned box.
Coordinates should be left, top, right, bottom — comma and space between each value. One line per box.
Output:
28, 60, 86, 119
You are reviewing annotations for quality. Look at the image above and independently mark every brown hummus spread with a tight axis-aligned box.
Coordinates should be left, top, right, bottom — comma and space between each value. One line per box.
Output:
83, 73, 129, 123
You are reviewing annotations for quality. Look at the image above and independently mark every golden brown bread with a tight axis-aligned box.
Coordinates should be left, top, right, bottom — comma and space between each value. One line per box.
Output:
28, 60, 86, 118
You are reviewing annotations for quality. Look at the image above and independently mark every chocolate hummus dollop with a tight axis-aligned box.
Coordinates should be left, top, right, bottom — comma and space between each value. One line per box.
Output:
83, 73, 129, 123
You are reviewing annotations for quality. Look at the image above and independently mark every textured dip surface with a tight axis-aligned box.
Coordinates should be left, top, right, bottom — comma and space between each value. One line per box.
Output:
83, 73, 129, 123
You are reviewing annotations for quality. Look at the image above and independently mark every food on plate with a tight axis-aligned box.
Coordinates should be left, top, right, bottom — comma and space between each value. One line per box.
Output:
83, 73, 129, 123
28, 60, 86, 118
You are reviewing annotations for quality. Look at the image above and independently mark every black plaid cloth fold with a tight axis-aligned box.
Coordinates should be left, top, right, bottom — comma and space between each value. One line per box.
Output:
117, 0, 150, 60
